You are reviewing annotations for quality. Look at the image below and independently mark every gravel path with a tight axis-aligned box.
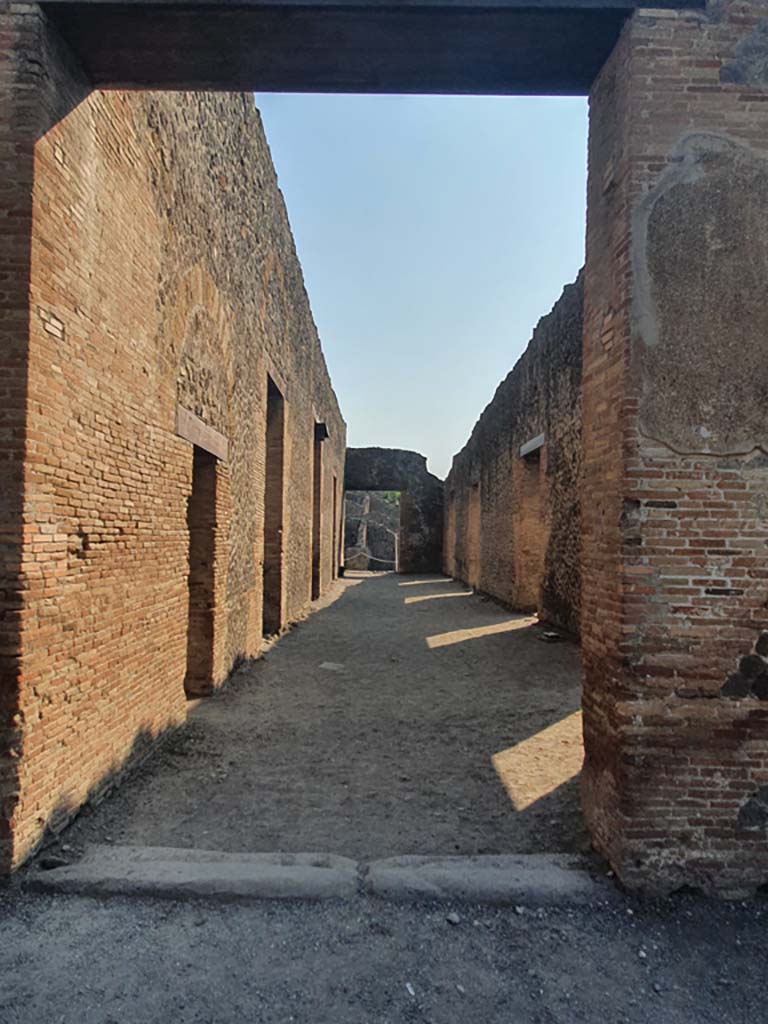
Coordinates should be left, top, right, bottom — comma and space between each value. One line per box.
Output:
7, 578, 766, 1024
1, 887, 766, 1024
55, 572, 586, 860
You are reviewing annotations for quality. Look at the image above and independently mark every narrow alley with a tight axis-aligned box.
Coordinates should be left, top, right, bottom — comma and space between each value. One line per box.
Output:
53, 573, 585, 862
4, 1, 768, 1017
7, 573, 765, 1024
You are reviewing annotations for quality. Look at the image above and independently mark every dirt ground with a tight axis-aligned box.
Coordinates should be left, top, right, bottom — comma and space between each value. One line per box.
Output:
5, 574, 766, 1024
55, 572, 586, 861
1, 886, 767, 1024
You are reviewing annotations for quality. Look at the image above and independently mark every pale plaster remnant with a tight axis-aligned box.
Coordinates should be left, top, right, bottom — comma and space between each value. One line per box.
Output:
632, 133, 768, 456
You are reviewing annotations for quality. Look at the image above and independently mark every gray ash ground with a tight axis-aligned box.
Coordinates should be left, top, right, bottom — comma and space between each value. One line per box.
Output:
48, 574, 586, 861
0, 885, 766, 1023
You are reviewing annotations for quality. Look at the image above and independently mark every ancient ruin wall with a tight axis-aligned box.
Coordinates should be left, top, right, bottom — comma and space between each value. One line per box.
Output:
580, 0, 768, 894
344, 491, 400, 571
444, 275, 583, 634
1, 6, 345, 870
344, 448, 443, 574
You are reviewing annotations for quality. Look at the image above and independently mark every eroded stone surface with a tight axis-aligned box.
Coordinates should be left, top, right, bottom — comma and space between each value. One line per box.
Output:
737, 787, 768, 832
634, 133, 768, 455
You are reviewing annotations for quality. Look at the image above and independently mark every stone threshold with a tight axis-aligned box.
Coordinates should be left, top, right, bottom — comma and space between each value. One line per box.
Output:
24, 846, 606, 905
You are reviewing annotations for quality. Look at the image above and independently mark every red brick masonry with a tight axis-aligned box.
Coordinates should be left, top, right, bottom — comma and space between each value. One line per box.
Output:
0, 5, 345, 871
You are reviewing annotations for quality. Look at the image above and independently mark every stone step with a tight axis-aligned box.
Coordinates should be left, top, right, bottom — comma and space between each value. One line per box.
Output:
26, 846, 359, 901
26, 845, 607, 905
363, 853, 603, 904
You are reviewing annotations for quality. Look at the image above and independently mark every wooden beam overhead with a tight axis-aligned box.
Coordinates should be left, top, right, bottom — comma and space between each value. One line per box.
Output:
43, 0, 704, 95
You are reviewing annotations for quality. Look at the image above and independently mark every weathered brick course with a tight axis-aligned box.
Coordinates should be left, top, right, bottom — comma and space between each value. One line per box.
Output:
582, 0, 768, 893
0, 5, 345, 871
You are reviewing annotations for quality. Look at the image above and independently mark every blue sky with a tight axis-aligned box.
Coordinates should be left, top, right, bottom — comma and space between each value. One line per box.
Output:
256, 94, 588, 480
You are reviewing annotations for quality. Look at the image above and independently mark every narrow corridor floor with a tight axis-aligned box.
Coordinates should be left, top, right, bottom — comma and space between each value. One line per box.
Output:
60, 573, 586, 860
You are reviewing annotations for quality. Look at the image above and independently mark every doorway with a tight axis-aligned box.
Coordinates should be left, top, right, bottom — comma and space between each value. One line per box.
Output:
184, 445, 217, 697
466, 482, 481, 589
516, 448, 547, 610
262, 376, 285, 636
331, 474, 339, 580
311, 424, 325, 599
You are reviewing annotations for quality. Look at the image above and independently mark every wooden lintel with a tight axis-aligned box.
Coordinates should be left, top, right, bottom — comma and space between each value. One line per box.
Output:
175, 405, 229, 461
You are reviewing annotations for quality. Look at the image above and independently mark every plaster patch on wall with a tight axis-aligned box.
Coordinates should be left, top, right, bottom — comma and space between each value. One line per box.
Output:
720, 19, 768, 84
737, 786, 768, 832
721, 631, 768, 700
166, 264, 236, 437
632, 133, 768, 455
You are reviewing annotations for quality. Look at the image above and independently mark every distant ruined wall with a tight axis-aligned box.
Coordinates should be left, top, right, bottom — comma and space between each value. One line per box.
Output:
0, 6, 345, 871
444, 274, 583, 634
344, 491, 399, 571
344, 448, 443, 574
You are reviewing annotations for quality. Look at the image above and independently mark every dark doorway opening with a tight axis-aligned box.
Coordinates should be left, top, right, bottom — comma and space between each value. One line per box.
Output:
466, 482, 481, 589
445, 488, 457, 577
311, 425, 324, 599
331, 474, 339, 581
263, 376, 285, 636
516, 448, 546, 610
184, 445, 217, 697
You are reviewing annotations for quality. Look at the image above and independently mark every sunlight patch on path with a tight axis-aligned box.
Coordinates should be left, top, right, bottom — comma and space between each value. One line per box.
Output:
492, 711, 583, 812
398, 578, 457, 587
426, 617, 534, 649
404, 591, 472, 605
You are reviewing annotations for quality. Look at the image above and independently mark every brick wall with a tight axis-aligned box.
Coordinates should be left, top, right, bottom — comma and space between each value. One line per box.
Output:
5, 0, 768, 895
582, 0, 768, 894
0, 5, 33, 875
444, 275, 583, 634
0, 3, 90, 875
1, 5, 345, 871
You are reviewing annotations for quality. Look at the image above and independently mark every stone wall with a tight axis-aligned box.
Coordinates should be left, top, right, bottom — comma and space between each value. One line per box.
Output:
444, 275, 583, 634
0, 5, 345, 871
344, 448, 443, 574
581, 0, 768, 894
